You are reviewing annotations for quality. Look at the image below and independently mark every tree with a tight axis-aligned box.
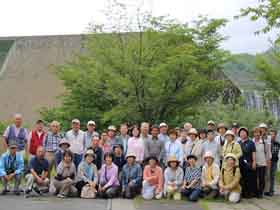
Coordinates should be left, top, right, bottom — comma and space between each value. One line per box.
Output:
238, 0, 280, 96
41, 3, 230, 130
237, 0, 280, 35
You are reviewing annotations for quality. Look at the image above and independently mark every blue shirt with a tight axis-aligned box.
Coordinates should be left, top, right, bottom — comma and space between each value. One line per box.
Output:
0, 151, 24, 176
29, 156, 49, 175
121, 163, 142, 188
165, 139, 183, 164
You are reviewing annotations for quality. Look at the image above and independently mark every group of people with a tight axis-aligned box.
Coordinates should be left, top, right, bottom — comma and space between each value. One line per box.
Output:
0, 113, 279, 203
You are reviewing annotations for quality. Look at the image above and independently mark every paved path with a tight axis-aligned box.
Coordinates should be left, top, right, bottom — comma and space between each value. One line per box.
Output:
0, 193, 279, 210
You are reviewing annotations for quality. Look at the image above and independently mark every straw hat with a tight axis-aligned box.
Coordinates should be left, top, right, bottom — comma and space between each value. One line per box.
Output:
167, 155, 180, 167
188, 128, 198, 136
203, 151, 214, 161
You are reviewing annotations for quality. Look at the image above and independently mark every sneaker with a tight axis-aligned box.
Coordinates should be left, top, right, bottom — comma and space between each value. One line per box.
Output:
264, 192, 273, 197
1, 189, 9, 195
57, 194, 66, 198
32, 187, 42, 195
14, 190, 21, 196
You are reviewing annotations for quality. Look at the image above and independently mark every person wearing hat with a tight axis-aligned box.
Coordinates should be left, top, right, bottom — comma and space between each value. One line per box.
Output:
121, 153, 142, 199
99, 152, 120, 198
84, 121, 99, 149
0, 141, 24, 195
53, 150, 77, 198
144, 125, 165, 166
25, 146, 50, 197
65, 119, 85, 169
202, 130, 221, 167
201, 151, 219, 199
238, 127, 257, 198
184, 128, 203, 167
252, 127, 271, 198
43, 120, 63, 173
142, 156, 163, 200
219, 153, 241, 203
107, 125, 118, 148
100, 131, 112, 154
87, 135, 103, 170
164, 156, 184, 200
158, 122, 170, 143
181, 155, 202, 202
165, 129, 184, 166
231, 122, 240, 139
127, 125, 145, 164
215, 123, 228, 147
76, 149, 98, 198
54, 138, 71, 168
113, 144, 126, 172
207, 121, 216, 132
222, 130, 242, 166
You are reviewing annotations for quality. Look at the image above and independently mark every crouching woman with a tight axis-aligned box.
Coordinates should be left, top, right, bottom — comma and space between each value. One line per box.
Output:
53, 150, 77, 198
219, 153, 241, 203
76, 149, 98, 198
98, 153, 120, 198
142, 156, 163, 200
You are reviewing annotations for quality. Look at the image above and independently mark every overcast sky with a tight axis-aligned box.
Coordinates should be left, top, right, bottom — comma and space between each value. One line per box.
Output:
0, 0, 277, 54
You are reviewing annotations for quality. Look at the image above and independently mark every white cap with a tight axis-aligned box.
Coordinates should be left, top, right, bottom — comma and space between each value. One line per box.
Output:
207, 120, 215, 125
87, 120, 96, 126
259, 123, 268, 129
159, 122, 168, 128
225, 130, 235, 138
72, 119, 80, 124
108, 125, 117, 131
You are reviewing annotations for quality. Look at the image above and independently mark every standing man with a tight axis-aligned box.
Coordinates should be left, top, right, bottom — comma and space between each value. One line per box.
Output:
140, 122, 151, 142
65, 119, 85, 169
238, 127, 257, 198
144, 125, 165, 165
28, 120, 46, 158
0, 141, 24, 195
84, 121, 99, 149
268, 129, 280, 196
202, 130, 221, 167
207, 121, 216, 133
3, 113, 28, 156
107, 125, 118, 148
115, 124, 130, 156
43, 121, 63, 173
158, 122, 170, 143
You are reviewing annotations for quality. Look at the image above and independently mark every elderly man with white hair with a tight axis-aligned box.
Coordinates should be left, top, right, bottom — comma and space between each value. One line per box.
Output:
65, 119, 85, 169
2, 113, 28, 156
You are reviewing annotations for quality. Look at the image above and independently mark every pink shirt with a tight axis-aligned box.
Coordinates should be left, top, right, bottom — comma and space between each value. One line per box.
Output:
127, 137, 145, 162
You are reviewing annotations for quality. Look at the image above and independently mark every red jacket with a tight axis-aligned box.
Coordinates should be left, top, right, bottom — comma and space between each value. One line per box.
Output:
29, 130, 46, 155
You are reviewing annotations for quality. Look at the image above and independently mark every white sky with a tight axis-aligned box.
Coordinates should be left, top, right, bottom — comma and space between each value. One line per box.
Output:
0, 0, 277, 54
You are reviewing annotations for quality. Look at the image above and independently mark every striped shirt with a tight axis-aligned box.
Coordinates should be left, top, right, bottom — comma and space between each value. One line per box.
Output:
184, 166, 201, 189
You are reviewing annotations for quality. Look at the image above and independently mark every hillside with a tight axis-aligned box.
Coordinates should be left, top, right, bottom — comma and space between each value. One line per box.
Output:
223, 53, 266, 91
0, 40, 14, 71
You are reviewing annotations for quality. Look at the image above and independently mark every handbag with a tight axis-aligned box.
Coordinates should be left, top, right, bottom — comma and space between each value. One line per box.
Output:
81, 184, 97, 199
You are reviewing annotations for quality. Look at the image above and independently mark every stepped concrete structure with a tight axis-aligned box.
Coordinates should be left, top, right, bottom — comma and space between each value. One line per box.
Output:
0, 35, 84, 126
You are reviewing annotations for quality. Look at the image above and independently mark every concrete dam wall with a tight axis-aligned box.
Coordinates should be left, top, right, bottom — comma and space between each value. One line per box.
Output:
0, 35, 83, 126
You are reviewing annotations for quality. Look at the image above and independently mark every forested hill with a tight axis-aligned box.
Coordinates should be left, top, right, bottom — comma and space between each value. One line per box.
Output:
223, 53, 266, 91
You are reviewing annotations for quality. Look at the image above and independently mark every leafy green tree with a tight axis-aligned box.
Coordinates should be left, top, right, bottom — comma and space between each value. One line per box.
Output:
238, 0, 280, 96
41, 3, 231, 130
188, 98, 277, 131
